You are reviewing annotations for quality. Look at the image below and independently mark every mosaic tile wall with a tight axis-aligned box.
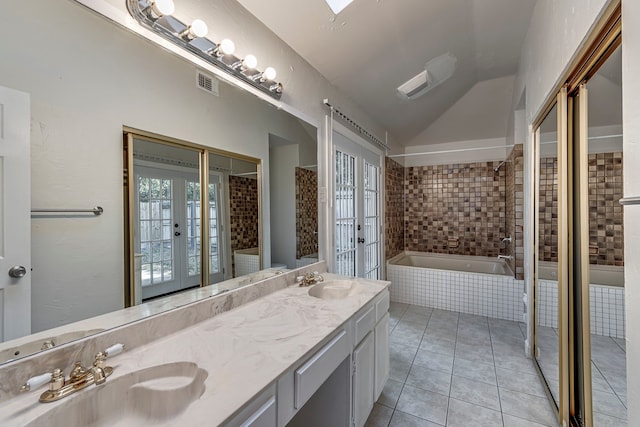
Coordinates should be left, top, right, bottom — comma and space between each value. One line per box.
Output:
385, 157, 405, 260
538, 152, 623, 266
404, 161, 507, 257
295, 167, 318, 259
505, 145, 524, 279
229, 175, 259, 276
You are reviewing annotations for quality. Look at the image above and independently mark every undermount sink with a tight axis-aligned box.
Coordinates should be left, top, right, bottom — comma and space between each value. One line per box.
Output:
25, 362, 207, 427
308, 280, 364, 300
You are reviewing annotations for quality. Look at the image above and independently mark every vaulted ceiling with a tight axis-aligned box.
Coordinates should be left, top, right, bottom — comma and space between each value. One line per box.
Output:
237, 0, 537, 145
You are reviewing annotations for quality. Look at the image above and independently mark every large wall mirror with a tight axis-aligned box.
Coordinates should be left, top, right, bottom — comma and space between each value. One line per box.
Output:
0, 0, 318, 364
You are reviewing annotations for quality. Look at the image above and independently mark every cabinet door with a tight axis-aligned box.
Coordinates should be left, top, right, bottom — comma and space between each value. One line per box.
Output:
352, 331, 374, 427
374, 313, 390, 400
239, 396, 276, 427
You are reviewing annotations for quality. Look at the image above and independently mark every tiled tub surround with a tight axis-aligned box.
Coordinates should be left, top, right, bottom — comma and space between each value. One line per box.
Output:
385, 157, 404, 260
295, 167, 318, 259
538, 152, 624, 266
234, 247, 260, 277
384, 145, 525, 279
404, 161, 506, 257
538, 263, 625, 339
0, 264, 390, 426
229, 175, 259, 276
387, 252, 523, 322
505, 144, 524, 279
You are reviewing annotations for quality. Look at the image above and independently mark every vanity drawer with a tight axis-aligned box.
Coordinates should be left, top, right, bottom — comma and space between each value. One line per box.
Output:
375, 290, 390, 322
354, 305, 376, 345
294, 329, 349, 409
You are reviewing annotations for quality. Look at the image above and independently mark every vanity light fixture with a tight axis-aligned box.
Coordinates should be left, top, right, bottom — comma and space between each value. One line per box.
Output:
212, 38, 235, 57
180, 19, 208, 40
126, 0, 283, 99
146, 0, 174, 19
257, 66, 277, 83
233, 54, 258, 71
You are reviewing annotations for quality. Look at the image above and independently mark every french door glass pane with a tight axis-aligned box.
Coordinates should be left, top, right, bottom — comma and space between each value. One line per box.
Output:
139, 176, 174, 286
364, 161, 380, 279
336, 149, 356, 276
186, 180, 201, 277
209, 183, 220, 274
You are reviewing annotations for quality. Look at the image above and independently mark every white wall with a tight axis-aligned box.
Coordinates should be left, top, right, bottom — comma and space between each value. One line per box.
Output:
0, 1, 325, 332
406, 76, 516, 146
269, 143, 298, 269
622, 1, 640, 419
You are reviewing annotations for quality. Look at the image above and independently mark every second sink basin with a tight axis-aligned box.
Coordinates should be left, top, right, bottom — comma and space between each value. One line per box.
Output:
308, 280, 363, 300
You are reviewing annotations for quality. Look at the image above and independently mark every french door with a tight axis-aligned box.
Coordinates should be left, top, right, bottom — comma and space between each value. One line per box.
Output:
333, 131, 382, 279
135, 166, 200, 300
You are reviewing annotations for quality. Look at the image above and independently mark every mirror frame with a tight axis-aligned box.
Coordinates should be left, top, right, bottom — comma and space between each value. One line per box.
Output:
123, 126, 262, 306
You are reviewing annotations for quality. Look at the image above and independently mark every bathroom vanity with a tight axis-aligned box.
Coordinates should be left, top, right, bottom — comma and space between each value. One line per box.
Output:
0, 263, 389, 427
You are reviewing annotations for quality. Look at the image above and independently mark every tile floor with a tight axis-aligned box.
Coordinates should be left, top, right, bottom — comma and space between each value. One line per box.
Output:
366, 302, 559, 427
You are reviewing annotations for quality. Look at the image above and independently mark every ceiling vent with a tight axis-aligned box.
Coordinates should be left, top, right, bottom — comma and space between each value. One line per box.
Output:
397, 53, 457, 100
196, 70, 219, 96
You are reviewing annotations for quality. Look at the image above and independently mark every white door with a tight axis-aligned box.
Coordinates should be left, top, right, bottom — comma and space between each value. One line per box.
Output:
334, 131, 382, 279
0, 86, 31, 341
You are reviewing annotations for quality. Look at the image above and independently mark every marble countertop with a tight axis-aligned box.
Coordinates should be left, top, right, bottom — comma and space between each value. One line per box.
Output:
0, 273, 388, 426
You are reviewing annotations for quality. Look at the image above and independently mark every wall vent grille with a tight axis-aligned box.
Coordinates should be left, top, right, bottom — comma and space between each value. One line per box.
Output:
196, 70, 219, 96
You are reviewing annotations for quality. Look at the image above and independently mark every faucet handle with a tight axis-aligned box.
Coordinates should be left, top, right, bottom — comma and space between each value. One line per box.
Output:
20, 372, 53, 392
104, 343, 125, 358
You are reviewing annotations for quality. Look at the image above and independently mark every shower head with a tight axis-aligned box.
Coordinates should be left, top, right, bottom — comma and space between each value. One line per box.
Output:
493, 160, 508, 173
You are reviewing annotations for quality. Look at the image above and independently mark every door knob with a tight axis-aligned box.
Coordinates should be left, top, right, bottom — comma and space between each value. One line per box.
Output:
357, 237, 365, 244
174, 231, 181, 237
8, 266, 27, 278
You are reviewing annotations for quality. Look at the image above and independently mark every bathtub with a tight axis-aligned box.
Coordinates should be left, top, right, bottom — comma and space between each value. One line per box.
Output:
538, 261, 624, 287
387, 251, 523, 322
537, 261, 625, 338
391, 251, 513, 276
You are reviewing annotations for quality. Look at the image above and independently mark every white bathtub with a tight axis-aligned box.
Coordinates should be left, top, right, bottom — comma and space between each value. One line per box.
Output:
538, 261, 624, 287
390, 251, 513, 276
387, 251, 523, 321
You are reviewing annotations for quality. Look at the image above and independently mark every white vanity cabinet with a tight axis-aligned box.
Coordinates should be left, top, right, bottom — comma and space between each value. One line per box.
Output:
352, 289, 390, 427
229, 287, 390, 427
225, 385, 277, 427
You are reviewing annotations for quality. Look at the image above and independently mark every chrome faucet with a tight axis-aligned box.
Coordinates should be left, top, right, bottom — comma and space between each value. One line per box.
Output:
297, 271, 324, 287
501, 236, 512, 244
21, 343, 124, 403
497, 255, 513, 260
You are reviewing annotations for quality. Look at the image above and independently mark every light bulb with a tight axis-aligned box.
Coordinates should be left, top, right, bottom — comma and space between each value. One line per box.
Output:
242, 55, 258, 70
151, 0, 174, 17
189, 19, 208, 39
262, 67, 277, 81
218, 39, 235, 56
